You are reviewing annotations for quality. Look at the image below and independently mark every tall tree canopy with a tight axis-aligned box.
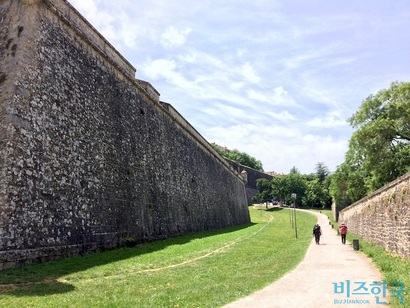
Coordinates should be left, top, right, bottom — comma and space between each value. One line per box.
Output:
302, 162, 332, 208
211, 143, 264, 171
254, 164, 331, 208
348, 81, 410, 191
331, 81, 410, 205
315, 162, 329, 184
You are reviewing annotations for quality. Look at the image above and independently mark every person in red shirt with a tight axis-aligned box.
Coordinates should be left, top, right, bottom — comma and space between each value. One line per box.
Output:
339, 223, 347, 244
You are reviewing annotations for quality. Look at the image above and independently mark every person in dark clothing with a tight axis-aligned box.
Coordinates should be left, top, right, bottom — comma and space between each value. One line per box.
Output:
312, 224, 321, 245
339, 223, 347, 244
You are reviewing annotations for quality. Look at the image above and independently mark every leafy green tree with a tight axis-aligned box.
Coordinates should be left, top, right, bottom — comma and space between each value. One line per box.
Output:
302, 163, 332, 208
303, 179, 322, 208
271, 175, 288, 205
271, 167, 307, 206
330, 81, 410, 206
302, 178, 331, 208
289, 166, 300, 174
315, 162, 329, 184
329, 162, 365, 207
211, 143, 264, 171
253, 178, 272, 207
348, 81, 410, 191
252, 164, 331, 208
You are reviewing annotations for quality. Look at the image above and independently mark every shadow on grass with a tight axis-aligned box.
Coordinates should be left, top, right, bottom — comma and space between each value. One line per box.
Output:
0, 281, 75, 296
252, 205, 284, 212
0, 221, 256, 297
266, 207, 284, 212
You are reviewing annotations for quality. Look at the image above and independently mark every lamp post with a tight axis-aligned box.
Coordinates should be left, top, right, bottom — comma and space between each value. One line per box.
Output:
290, 202, 293, 227
291, 193, 297, 238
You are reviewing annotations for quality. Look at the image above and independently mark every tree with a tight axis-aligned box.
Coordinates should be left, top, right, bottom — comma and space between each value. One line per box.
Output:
302, 163, 332, 208
211, 143, 264, 171
252, 164, 332, 208
329, 162, 366, 207
284, 168, 306, 206
330, 82, 410, 207
347, 81, 410, 192
271, 175, 288, 205
254, 178, 272, 207
315, 162, 329, 184
289, 166, 300, 174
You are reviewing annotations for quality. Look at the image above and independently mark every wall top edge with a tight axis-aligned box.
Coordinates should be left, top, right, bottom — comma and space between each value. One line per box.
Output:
40, 0, 136, 78
21, 0, 43, 4
341, 171, 410, 213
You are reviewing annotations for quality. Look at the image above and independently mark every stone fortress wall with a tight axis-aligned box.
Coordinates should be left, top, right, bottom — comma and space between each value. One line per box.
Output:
339, 172, 410, 258
0, 0, 250, 269
224, 160, 273, 205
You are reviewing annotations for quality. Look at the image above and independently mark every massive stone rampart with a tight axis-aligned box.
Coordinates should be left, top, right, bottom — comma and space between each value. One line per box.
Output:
0, 0, 250, 269
339, 172, 410, 259
224, 160, 273, 204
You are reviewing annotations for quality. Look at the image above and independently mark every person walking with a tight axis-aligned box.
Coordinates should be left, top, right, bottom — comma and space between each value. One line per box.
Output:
312, 224, 321, 245
339, 223, 347, 244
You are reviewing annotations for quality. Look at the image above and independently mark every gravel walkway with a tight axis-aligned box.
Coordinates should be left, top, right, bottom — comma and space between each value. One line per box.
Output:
224, 210, 385, 307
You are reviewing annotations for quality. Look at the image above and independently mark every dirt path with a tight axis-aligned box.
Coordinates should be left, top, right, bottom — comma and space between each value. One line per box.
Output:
224, 210, 385, 308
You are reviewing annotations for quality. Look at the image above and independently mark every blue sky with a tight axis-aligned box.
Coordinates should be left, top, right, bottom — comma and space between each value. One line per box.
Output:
69, 0, 410, 174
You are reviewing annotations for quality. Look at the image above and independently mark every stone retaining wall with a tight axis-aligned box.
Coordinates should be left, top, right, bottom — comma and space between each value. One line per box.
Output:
339, 172, 410, 258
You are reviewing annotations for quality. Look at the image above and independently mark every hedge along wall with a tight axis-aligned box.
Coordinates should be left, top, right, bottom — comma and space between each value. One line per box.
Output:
0, 0, 250, 269
339, 172, 410, 259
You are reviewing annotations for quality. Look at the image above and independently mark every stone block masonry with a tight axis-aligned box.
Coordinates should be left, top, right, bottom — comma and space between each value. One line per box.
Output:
0, 0, 250, 269
225, 160, 273, 205
339, 172, 410, 259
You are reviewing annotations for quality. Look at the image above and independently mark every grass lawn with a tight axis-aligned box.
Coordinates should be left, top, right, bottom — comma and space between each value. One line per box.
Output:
0, 206, 316, 307
320, 209, 410, 307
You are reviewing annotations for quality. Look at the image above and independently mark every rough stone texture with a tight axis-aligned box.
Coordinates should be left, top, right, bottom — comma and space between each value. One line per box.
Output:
331, 202, 348, 222
225, 160, 273, 205
339, 172, 410, 259
0, 0, 250, 269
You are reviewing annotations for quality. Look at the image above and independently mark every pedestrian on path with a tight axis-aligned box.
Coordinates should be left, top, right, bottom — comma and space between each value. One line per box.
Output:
224, 211, 383, 308
312, 224, 321, 245
339, 222, 347, 244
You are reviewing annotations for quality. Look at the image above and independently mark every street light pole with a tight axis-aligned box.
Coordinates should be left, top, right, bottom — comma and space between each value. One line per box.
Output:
291, 193, 297, 238
290, 203, 293, 227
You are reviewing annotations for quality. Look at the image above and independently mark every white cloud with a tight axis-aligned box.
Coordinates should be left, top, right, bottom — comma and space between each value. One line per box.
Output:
205, 122, 348, 174
69, 0, 410, 175
297, 78, 338, 108
306, 114, 348, 128
247, 86, 298, 108
203, 104, 248, 120
238, 63, 261, 84
161, 26, 192, 48
142, 59, 196, 92
265, 110, 296, 122
69, 0, 141, 48
142, 59, 177, 79
69, 0, 98, 16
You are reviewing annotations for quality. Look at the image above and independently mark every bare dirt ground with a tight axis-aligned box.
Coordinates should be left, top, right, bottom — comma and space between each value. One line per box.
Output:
224, 210, 386, 308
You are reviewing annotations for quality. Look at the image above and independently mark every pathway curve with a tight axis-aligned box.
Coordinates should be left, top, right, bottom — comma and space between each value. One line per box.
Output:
224, 210, 385, 308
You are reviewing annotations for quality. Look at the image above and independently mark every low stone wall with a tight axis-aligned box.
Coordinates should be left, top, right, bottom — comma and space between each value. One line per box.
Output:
339, 172, 410, 258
